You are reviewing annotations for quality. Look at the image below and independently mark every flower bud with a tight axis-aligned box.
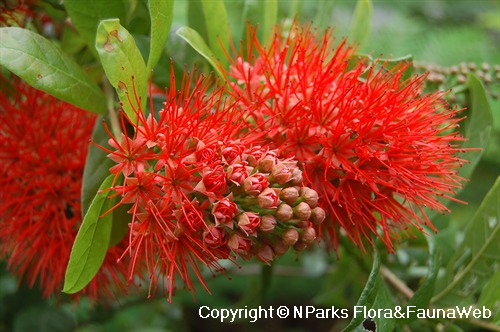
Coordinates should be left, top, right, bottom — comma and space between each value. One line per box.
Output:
245, 146, 265, 167
289, 168, 303, 186
279, 187, 299, 205
276, 203, 293, 222
258, 153, 276, 173
294, 220, 309, 228
221, 143, 243, 164
293, 241, 308, 251
228, 232, 251, 253
294, 202, 311, 220
271, 163, 292, 184
259, 215, 277, 233
212, 198, 237, 228
273, 239, 289, 256
300, 226, 316, 245
299, 187, 319, 208
227, 163, 249, 185
243, 173, 269, 196
310, 207, 326, 225
255, 244, 275, 265
258, 187, 280, 208
203, 225, 228, 248
237, 212, 260, 236
282, 228, 299, 246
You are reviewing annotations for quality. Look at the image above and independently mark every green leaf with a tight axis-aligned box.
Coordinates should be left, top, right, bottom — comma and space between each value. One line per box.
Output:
96, 19, 148, 123
108, 199, 131, 248
432, 176, 500, 305
200, 0, 229, 68
81, 117, 115, 217
380, 54, 414, 81
0, 27, 107, 114
402, 233, 440, 323
63, 174, 115, 294
372, 280, 396, 332
81, 117, 130, 248
458, 73, 493, 179
477, 269, 500, 319
176, 26, 224, 79
147, 0, 174, 72
349, 0, 372, 49
342, 248, 381, 332
262, 0, 278, 43
64, 0, 127, 57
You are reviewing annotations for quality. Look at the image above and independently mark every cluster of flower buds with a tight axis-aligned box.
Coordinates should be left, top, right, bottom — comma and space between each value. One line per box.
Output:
102, 74, 325, 301
415, 61, 500, 101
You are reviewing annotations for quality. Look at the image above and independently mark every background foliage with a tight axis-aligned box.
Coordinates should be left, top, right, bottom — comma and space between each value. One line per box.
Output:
0, 0, 499, 331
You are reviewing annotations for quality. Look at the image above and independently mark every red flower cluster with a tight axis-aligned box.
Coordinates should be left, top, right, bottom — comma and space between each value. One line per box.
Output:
0, 0, 35, 27
0, 77, 127, 299
225, 24, 468, 251
102, 72, 325, 302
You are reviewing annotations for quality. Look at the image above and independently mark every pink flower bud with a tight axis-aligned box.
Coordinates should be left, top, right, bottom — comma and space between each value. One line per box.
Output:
300, 226, 316, 244
258, 187, 280, 208
196, 145, 218, 164
299, 187, 319, 208
282, 228, 299, 246
237, 212, 260, 236
203, 225, 228, 248
227, 163, 250, 185
255, 244, 275, 265
310, 207, 326, 225
228, 232, 252, 253
294, 202, 311, 220
258, 153, 277, 173
243, 173, 269, 196
289, 168, 303, 186
279, 187, 299, 205
221, 143, 243, 164
195, 165, 227, 197
273, 239, 290, 256
271, 163, 293, 184
276, 203, 294, 222
293, 241, 308, 251
259, 215, 277, 233
212, 198, 237, 228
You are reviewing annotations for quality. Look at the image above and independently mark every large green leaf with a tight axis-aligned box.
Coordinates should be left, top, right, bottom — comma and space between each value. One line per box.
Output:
200, 0, 229, 68
349, 0, 372, 50
372, 280, 396, 332
342, 248, 381, 332
64, 0, 127, 57
477, 269, 500, 322
458, 73, 493, 180
81, 116, 115, 217
96, 19, 148, 123
176, 26, 224, 79
63, 174, 115, 294
147, 0, 174, 72
432, 176, 500, 306
0, 27, 107, 114
402, 233, 440, 323
81, 117, 130, 247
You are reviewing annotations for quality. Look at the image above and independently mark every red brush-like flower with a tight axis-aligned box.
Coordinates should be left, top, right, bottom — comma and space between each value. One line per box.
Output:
102, 69, 326, 302
224, 23, 468, 252
0, 76, 127, 299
